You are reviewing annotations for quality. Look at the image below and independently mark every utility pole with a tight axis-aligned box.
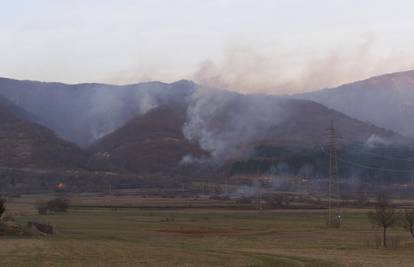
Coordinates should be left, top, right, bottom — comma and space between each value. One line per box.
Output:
327, 121, 339, 227
256, 184, 262, 212
256, 170, 263, 213
225, 176, 228, 195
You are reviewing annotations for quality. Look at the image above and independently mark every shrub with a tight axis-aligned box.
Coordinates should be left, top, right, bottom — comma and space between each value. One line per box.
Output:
0, 221, 25, 236
263, 194, 292, 209
26, 221, 54, 235
1, 211, 16, 222
37, 198, 69, 214
36, 202, 48, 215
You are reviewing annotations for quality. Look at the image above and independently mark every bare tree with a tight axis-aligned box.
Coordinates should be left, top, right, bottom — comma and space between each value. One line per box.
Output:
368, 193, 397, 248
355, 186, 369, 207
0, 199, 5, 219
402, 209, 414, 239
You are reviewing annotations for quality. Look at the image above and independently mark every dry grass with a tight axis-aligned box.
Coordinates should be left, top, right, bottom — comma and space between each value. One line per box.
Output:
0, 194, 413, 266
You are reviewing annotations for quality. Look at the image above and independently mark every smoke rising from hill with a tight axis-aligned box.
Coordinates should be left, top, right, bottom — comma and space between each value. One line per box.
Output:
183, 87, 287, 162
83, 86, 159, 140
0, 79, 175, 146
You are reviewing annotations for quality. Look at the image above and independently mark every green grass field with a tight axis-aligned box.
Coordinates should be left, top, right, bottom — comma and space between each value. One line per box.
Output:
1, 195, 413, 267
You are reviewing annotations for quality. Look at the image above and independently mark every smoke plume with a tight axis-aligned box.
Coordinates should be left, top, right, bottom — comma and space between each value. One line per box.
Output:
183, 87, 287, 162
192, 38, 414, 94
85, 85, 158, 140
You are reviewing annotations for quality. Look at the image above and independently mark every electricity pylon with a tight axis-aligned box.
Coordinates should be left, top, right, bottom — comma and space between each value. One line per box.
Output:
327, 121, 339, 227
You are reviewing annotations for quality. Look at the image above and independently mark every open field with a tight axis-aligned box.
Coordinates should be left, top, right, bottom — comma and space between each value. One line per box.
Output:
1, 194, 414, 267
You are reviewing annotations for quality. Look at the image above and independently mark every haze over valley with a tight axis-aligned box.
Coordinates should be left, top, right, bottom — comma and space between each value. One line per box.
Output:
2, 2, 414, 266
0, 71, 412, 185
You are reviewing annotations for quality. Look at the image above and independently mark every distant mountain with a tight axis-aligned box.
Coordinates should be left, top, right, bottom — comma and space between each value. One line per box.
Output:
296, 70, 414, 138
260, 98, 399, 147
89, 103, 205, 174
0, 94, 37, 122
0, 77, 197, 146
0, 76, 405, 176
89, 88, 401, 174
0, 102, 87, 170
182, 89, 401, 162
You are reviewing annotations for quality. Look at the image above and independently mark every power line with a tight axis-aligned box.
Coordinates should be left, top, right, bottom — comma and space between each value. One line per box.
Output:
336, 157, 414, 173
343, 149, 414, 162
319, 146, 414, 173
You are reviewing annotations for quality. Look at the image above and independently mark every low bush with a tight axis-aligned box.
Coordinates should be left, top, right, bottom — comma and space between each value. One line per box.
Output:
37, 198, 69, 214
26, 221, 54, 235
0, 221, 26, 236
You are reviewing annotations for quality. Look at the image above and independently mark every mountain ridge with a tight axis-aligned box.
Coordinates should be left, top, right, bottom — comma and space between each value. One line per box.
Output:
0, 77, 198, 146
296, 69, 414, 138
0, 101, 87, 170
0, 72, 411, 176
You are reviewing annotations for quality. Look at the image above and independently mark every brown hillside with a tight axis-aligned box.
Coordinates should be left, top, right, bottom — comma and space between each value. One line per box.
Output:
89, 104, 205, 174
261, 99, 400, 148
0, 104, 87, 170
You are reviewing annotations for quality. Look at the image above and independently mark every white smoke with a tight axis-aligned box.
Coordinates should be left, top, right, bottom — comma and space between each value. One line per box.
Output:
183, 87, 287, 162
136, 92, 158, 114
84, 85, 159, 141
365, 134, 392, 148
192, 37, 414, 94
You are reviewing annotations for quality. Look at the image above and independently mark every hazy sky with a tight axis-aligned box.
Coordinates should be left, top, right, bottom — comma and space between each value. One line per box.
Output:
1, 0, 414, 93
